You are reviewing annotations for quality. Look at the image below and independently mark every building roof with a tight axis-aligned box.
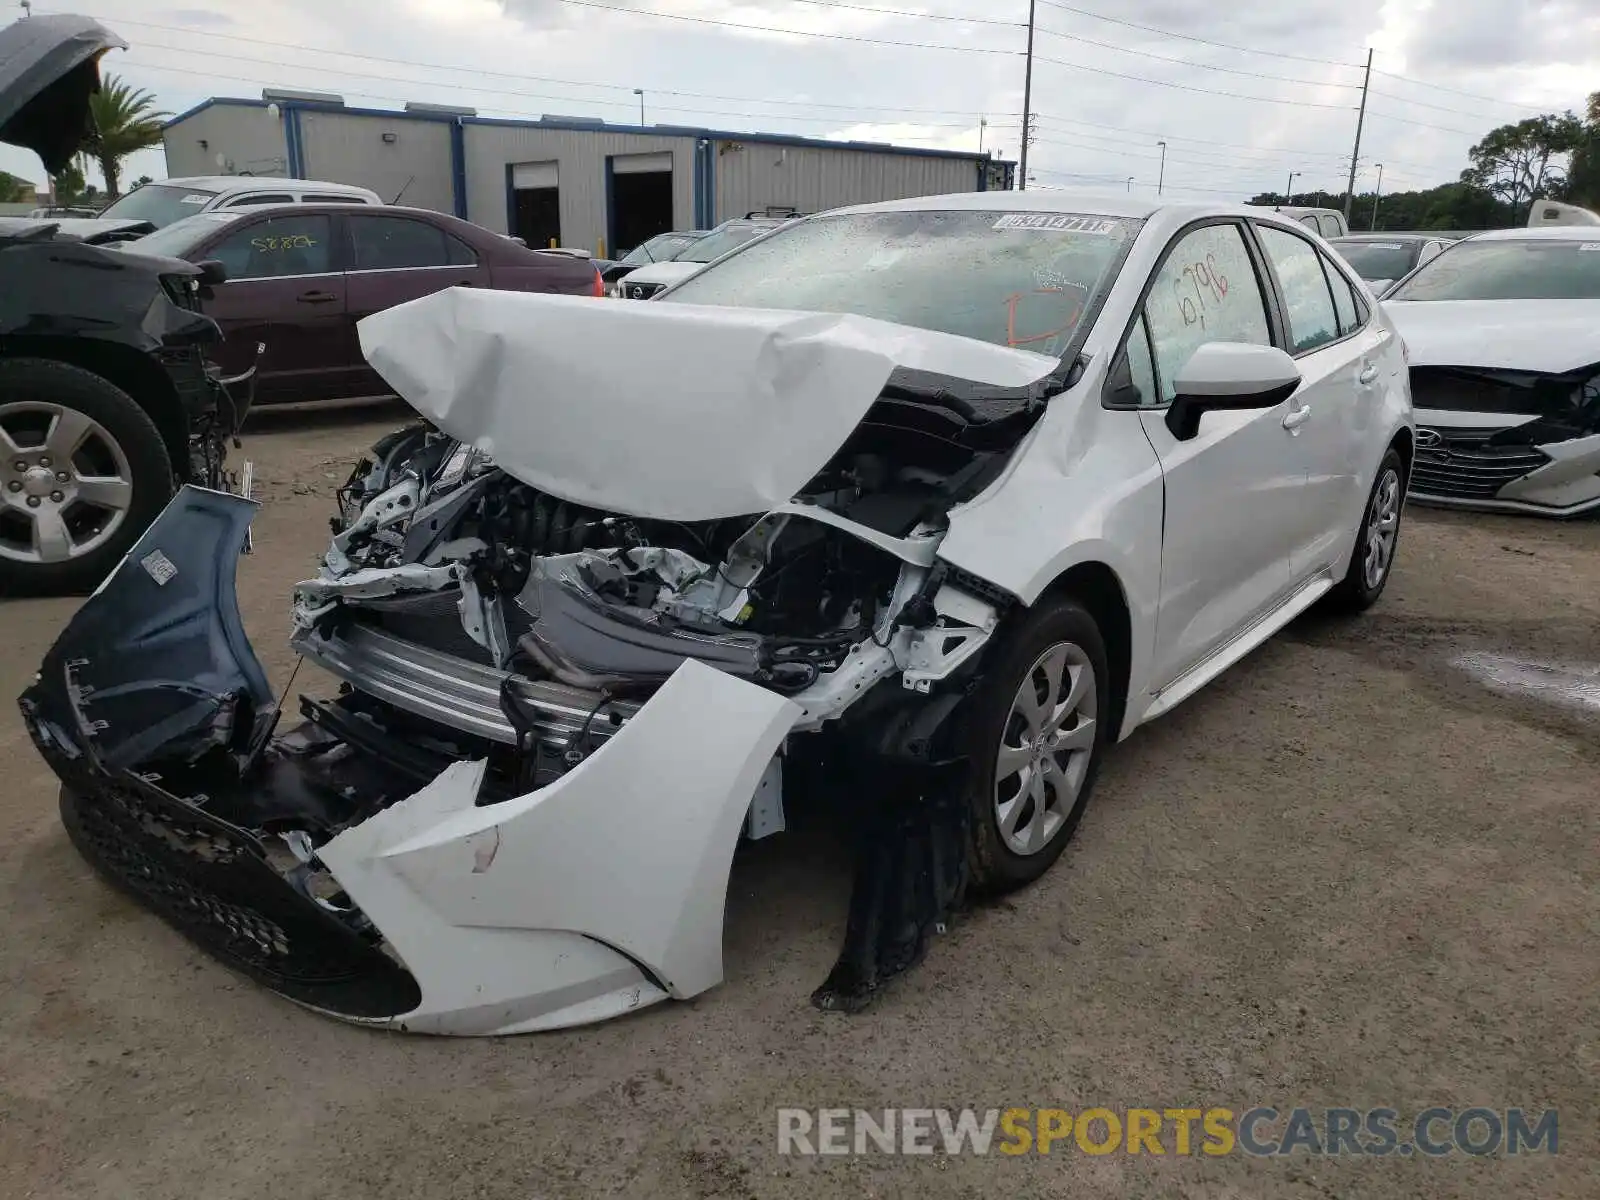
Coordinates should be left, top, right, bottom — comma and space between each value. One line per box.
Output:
164, 96, 1012, 166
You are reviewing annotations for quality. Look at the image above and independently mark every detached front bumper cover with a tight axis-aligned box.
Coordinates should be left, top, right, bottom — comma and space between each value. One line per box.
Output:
20, 487, 806, 1035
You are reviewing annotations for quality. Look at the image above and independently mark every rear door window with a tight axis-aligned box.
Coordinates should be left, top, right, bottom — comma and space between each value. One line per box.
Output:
1258, 225, 1339, 352
1322, 252, 1362, 334
350, 215, 452, 270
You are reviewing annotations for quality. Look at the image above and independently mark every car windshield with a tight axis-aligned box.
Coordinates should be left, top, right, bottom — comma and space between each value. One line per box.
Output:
618, 232, 702, 267
663, 209, 1137, 354
99, 184, 220, 229
677, 225, 773, 263
1388, 238, 1600, 301
116, 211, 244, 259
1332, 240, 1420, 282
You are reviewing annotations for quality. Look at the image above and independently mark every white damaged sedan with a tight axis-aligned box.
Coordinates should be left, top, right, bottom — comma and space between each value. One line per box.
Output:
22, 193, 1413, 1034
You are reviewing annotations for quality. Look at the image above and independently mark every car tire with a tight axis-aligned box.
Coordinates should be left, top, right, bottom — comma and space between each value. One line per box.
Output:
0, 358, 175, 597
1325, 447, 1405, 614
962, 594, 1111, 894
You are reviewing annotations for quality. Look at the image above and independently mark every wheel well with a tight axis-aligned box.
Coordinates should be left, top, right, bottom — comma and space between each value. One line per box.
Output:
1391, 426, 1414, 486
0, 338, 189, 478
1039, 562, 1131, 740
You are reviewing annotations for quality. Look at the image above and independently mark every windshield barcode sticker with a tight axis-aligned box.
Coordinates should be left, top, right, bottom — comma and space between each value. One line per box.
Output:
140, 549, 178, 586
179, 194, 210, 204
993, 214, 1118, 234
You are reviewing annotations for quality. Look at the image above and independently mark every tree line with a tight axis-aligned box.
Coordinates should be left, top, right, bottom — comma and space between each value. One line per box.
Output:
1261, 90, 1600, 231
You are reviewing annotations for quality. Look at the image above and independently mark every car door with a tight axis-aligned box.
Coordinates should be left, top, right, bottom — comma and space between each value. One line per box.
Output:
196, 210, 354, 404
1254, 223, 1381, 581
344, 213, 490, 394
1125, 220, 1301, 691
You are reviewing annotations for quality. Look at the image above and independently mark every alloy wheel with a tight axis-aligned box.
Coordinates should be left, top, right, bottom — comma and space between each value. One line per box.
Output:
0, 401, 135, 565
994, 641, 1098, 856
1363, 466, 1401, 591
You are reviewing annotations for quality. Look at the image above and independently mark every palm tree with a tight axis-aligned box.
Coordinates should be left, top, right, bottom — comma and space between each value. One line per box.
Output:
86, 74, 169, 198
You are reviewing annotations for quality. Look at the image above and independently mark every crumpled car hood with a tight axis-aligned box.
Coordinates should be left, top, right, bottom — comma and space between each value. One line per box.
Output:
357, 288, 1059, 521
0, 13, 125, 174
1387, 299, 1600, 374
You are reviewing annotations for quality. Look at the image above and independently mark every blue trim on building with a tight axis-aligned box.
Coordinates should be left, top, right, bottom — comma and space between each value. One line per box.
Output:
449, 120, 468, 219
503, 162, 517, 238
703, 140, 717, 227
284, 107, 305, 177
603, 156, 617, 255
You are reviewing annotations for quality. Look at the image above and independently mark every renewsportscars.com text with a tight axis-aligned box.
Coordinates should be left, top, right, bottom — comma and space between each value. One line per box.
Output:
777, 1106, 1558, 1157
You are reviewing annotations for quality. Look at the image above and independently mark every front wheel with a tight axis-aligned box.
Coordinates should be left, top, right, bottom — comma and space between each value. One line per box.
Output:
962, 596, 1111, 894
0, 358, 175, 596
1325, 447, 1404, 613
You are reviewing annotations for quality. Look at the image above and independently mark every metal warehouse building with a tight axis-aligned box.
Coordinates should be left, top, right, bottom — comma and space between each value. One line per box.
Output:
163, 95, 1015, 257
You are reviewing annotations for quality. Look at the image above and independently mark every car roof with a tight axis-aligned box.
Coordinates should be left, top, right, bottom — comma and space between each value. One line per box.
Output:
156, 176, 378, 196
1467, 225, 1600, 243
188, 201, 442, 218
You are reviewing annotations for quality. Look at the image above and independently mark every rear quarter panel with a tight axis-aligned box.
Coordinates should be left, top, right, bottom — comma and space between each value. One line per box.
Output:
490, 251, 600, 296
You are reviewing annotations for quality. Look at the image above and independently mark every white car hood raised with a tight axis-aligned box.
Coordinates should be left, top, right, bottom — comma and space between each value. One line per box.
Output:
1386, 299, 1600, 374
357, 288, 1058, 521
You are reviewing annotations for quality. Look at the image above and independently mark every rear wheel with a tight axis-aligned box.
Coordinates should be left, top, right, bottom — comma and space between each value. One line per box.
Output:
962, 596, 1110, 893
1325, 447, 1404, 613
0, 359, 174, 596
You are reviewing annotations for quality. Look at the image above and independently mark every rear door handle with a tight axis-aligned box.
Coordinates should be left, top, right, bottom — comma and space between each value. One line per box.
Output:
1358, 361, 1380, 386
297, 290, 339, 304
1282, 404, 1312, 432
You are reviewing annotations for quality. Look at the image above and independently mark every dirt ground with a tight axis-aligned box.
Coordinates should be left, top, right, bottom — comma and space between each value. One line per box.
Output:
0, 402, 1595, 1200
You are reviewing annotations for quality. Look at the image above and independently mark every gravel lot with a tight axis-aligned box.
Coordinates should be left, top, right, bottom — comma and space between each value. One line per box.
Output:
1, 402, 1596, 1200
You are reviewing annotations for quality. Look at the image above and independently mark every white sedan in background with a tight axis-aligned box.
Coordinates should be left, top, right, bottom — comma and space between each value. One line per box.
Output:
1384, 226, 1600, 517
27, 192, 1414, 1034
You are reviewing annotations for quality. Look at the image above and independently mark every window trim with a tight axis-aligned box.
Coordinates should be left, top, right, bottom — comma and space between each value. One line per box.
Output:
1247, 219, 1369, 357
222, 193, 294, 208
201, 211, 342, 282
1102, 216, 1285, 412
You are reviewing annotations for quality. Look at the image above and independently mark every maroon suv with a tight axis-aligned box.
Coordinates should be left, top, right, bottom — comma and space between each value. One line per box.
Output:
123, 203, 603, 404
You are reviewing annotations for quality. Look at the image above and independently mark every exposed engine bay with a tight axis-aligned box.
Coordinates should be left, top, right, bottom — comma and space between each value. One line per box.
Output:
20, 291, 1077, 1033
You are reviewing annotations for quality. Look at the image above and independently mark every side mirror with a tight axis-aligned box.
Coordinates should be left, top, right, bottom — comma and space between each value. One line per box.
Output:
1164, 342, 1301, 441
195, 259, 228, 287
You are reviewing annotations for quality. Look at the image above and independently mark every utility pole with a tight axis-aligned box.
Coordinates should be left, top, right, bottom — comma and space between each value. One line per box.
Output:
1370, 163, 1384, 229
1343, 47, 1373, 223
1156, 141, 1167, 195
978, 117, 987, 154
1019, 0, 1036, 191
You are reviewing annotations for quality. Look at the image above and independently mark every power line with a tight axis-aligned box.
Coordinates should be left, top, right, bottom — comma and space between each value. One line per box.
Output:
555, 0, 1021, 53
1031, 112, 1351, 161
1035, 23, 1361, 90
762, 0, 1024, 27
1369, 68, 1569, 114
1031, 123, 1349, 169
1035, 53, 1355, 109
89, 17, 1020, 122
133, 41, 994, 129
1362, 109, 1481, 138
1367, 89, 1530, 121
1034, 0, 1360, 68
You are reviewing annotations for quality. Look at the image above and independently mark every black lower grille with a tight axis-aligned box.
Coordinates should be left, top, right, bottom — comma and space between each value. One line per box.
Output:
1410, 426, 1549, 500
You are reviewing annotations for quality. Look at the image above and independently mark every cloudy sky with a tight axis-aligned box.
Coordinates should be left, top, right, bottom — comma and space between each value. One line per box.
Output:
5, 0, 1598, 203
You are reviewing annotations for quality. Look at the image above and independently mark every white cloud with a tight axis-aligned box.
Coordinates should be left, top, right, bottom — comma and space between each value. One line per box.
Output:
2, 0, 1593, 205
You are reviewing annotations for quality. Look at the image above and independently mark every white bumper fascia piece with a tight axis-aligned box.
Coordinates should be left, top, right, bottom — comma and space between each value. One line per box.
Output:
316, 658, 803, 1035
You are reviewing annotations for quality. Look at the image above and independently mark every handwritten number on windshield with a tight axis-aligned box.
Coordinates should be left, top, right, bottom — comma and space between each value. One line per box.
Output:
1177, 254, 1230, 328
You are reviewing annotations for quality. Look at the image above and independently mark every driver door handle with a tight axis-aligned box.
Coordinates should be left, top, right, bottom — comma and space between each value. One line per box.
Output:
1282, 404, 1312, 432
1358, 361, 1380, 386
297, 290, 339, 304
